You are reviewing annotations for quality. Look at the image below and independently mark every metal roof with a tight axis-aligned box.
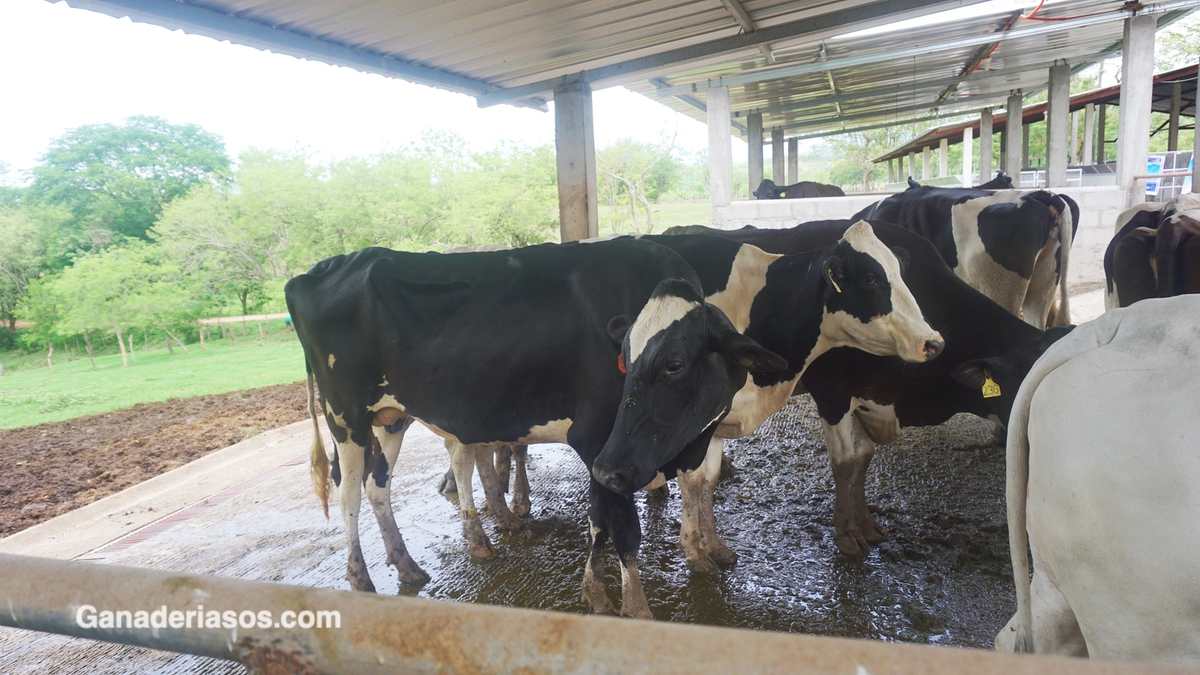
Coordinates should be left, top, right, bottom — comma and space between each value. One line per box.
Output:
629, 0, 1199, 139
872, 63, 1199, 162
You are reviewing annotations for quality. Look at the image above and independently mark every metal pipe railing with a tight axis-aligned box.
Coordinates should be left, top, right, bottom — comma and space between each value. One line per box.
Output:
0, 553, 1191, 675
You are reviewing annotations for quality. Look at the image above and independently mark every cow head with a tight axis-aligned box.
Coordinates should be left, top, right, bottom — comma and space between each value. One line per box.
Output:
592, 278, 786, 494
753, 179, 778, 200
950, 325, 1075, 423
819, 221, 944, 363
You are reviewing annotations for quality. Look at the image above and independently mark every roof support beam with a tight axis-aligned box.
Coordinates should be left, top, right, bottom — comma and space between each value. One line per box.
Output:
648, 78, 747, 134
477, 0, 986, 107
59, 0, 547, 110
717, 0, 776, 64
778, 93, 1010, 135
790, 107, 992, 143
653, 0, 1200, 97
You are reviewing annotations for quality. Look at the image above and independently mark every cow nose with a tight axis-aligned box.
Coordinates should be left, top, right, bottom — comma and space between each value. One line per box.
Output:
592, 465, 636, 494
923, 338, 944, 361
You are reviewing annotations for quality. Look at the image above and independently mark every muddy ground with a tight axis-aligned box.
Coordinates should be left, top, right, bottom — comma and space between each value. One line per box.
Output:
0, 382, 308, 537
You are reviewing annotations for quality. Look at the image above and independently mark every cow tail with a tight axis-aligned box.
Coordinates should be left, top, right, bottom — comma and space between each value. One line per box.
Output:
1055, 201, 1073, 326
306, 362, 332, 519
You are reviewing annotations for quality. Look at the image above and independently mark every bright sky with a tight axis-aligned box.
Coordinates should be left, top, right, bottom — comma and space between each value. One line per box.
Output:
0, 0, 716, 180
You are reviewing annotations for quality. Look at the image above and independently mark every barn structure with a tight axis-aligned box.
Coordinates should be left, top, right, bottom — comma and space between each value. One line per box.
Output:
2, 0, 1199, 672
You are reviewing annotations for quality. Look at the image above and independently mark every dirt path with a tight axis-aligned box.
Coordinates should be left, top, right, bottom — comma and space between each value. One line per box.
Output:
0, 382, 308, 537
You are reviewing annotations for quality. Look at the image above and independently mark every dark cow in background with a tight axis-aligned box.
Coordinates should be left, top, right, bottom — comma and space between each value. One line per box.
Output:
978, 171, 1015, 189
286, 238, 787, 618
855, 186, 1078, 329
1104, 194, 1200, 309
674, 221, 1073, 557
754, 178, 845, 199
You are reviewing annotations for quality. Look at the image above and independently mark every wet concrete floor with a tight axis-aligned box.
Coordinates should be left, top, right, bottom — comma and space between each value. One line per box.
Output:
0, 395, 1013, 673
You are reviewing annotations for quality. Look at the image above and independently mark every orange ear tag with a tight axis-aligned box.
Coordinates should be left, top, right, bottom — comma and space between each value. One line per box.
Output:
617, 353, 627, 374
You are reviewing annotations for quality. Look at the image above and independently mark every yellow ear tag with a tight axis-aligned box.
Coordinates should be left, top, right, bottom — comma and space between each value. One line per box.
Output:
827, 268, 842, 293
981, 372, 1002, 399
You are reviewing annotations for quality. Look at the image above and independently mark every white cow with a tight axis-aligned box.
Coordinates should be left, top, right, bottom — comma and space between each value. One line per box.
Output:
997, 295, 1200, 666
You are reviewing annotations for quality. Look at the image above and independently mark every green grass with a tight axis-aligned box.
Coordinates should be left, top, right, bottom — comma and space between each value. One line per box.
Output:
597, 200, 710, 237
0, 321, 305, 430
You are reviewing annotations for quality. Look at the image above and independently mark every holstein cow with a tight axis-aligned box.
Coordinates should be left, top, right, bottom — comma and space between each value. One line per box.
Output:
674, 221, 1073, 557
754, 179, 845, 199
854, 186, 1078, 330
997, 296, 1200, 665
1104, 193, 1200, 309
286, 238, 787, 618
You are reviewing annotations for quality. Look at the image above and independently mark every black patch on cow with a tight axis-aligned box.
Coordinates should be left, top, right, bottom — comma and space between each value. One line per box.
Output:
823, 248, 894, 323
971, 195, 1054, 279
367, 434, 389, 488
330, 445, 342, 487
644, 235, 742, 296
650, 276, 706, 303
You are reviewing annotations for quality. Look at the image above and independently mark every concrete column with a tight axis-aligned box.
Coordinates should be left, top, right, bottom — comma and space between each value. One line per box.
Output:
980, 109, 993, 182
771, 127, 784, 182
748, 112, 764, 195
1116, 15, 1156, 207
1005, 91, 1023, 179
1069, 110, 1079, 165
887, 158, 896, 184
707, 86, 733, 224
922, 146, 931, 180
1022, 123, 1030, 170
1168, 81, 1182, 151
1096, 103, 1107, 163
938, 137, 949, 178
554, 78, 598, 241
999, 130, 1006, 172
1046, 61, 1070, 188
787, 138, 799, 185
962, 126, 973, 188
1082, 102, 1095, 166
1194, 55, 1200, 193
907, 151, 916, 180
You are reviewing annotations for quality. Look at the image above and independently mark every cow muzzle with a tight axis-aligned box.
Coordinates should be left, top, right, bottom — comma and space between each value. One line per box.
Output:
591, 464, 640, 495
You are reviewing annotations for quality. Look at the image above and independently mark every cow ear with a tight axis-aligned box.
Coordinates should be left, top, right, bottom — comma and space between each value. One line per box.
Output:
889, 246, 910, 273
823, 254, 845, 291
607, 315, 633, 344
719, 331, 788, 373
951, 358, 1010, 389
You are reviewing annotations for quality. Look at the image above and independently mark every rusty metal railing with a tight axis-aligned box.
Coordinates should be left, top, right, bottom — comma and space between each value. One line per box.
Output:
0, 553, 1192, 674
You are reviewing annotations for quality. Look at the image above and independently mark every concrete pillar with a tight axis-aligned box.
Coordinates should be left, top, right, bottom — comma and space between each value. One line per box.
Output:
1005, 91, 1023, 179
938, 137, 949, 178
1069, 110, 1079, 165
787, 138, 798, 185
1082, 102, 1095, 166
1046, 61, 1070, 188
707, 86, 733, 224
1117, 15, 1156, 207
980, 109, 993, 183
1022, 123, 1030, 170
922, 146, 931, 180
748, 112, 763, 195
1194, 55, 1200, 193
887, 158, 896, 184
1096, 103, 1107, 163
907, 151, 916, 180
554, 78, 598, 241
999, 130, 1006, 172
962, 126, 973, 188
1168, 81, 1182, 151
771, 127, 784, 182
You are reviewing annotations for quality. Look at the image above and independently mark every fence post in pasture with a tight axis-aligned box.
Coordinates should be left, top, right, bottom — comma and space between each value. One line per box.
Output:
46, 345, 53, 372
258, 322, 264, 341
128, 334, 135, 363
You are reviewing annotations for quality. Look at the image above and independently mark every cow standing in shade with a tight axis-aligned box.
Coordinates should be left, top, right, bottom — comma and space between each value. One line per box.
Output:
673, 221, 1073, 557
754, 179, 845, 199
1104, 193, 1200, 309
286, 238, 786, 618
855, 186, 1078, 330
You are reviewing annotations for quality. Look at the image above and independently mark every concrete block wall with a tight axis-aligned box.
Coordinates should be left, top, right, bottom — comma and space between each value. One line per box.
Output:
716, 186, 1126, 287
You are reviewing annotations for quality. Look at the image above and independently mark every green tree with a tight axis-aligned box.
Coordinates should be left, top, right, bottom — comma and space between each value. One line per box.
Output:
28, 116, 230, 251
1156, 14, 1200, 72
598, 135, 679, 234
0, 207, 57, 335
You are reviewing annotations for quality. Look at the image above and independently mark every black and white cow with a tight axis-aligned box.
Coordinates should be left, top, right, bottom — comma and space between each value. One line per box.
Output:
1104, 194, 1200, 309
754, 179, 846, 199
676, 221, 1074, 557
285, 238, 786, 618
854, 186, 1078, 330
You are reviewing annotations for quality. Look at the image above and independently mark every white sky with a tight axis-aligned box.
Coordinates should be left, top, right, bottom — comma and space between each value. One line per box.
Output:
0, 0, 716, 179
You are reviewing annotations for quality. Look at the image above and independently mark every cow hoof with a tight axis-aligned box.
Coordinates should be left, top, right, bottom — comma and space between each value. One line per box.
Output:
492, 512, 523, 533
686, 555, 720, 575
581, 587, 617, 616
345, 569, 377, 593
463, 519, 496, 559
720, 454, 735, 480
390, 558, 431, 585
437, 469, 458, 495
619, 603, 655, 620
708, 544, 739, 568
511, 496, 531, 518
646, 484, 670, 499
835, 532, 869, 559
862, 516, 886, 544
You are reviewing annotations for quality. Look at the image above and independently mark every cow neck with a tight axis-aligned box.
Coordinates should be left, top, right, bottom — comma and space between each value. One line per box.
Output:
744, 248, 828, 388
924, 266, 1043, 363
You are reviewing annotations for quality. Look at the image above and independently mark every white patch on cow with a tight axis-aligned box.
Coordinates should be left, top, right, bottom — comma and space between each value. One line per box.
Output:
642, 472, 667, 491
417, 419, 463, 445
366, 394, 405, 413
705, 244, 781, 333
1114, 200, 1169, 235
379, 376, 389, 387
323, 400, 349, 434
718, 374, 803, 439
628, 295, 698, 364
327, 353, 336, 369
517, 418, 573, 444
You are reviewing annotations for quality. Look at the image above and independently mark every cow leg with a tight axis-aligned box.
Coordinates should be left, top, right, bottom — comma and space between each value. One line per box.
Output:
1018, 566, 1088, 657
581, 483, 617, 616
475, 445, 522, 532
510, 444, 531, 518
335, 437, 375, 592
605, 487, 652, 620
446, 440, 495, 559
822, 409, 884, 558
677, 437, 736, 574
365, 420, 430, 586
494, 445, 512, 493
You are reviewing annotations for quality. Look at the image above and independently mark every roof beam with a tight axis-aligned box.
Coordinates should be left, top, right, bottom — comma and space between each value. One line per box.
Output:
777, 93, 1010, 135
654, 0, 1200, 97
648, 78, 748, 134
57, 0, 551, 110
476, 0, 985, 108
717, 0, 776, 64
787, 109, 989, 142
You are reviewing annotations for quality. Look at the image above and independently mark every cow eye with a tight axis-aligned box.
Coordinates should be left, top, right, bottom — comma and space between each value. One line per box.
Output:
665, 359, 685, 374
863, 273, 877, 286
